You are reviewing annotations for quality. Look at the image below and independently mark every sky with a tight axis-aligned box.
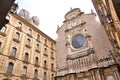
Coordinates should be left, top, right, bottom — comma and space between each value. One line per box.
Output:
15, 0, 95, 39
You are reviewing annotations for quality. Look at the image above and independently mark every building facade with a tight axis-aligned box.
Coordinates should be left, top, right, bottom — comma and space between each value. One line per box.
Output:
55, 8, 120, 80
0, 10, 56, 80
92, 0, 120, 56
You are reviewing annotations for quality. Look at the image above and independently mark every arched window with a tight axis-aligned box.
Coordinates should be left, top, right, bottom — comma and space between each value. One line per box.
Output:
10, 47, 17, 57
37, 34, 40, 40
44, 72, 47, 80
18, 22, 22, 28
51, 43, 53, 49
22, 66, 27, 76
44, 60, 47, 68
28, 29, 32, 35
0, 26, 6, 33
0, 42, 2, 48
24, 53, 29, 62
6, 15, 10, 20
26, 38, 31, 45
7, 62, 14, 74
51, 74, 54, 80
36, 44, 40, 50
35, 57, 39, 65
44, 39, 47, 45
51, 63, 54, 71
51, 52, 54, 58
34, 69, 38, 78
15, 32, 20, 40
44, 48, 47, 55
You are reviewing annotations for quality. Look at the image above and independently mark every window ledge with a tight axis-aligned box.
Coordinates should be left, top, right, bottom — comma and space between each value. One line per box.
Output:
13, 38, 20, 43
4, 73, 14, 77
34, 64, 40, 67
43, 67, 48, 70
36, 39, 41, 43
16, 27, 22, 32
0, 32, 6, 36
44, 54, 48, 57
33, 78, 39, 80
27, 33, 32, 38
25, 44, 31, 48
51, 48, 54, 50
8, 55, 16, 60
51, 57, 54, 60
35, 49, 40, 53
23, 60, 29, 64
20, 75, 28, 79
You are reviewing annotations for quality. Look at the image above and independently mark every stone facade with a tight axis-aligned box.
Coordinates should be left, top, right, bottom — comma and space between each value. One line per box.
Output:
0, 12, 56, 80
55, 8, 120, 80
92, 0, 120, 55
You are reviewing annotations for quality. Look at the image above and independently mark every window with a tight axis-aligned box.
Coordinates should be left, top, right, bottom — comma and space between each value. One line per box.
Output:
44, 39, 47, 45
44, 60, 47, 68
0, 26, 6, 33
37, 34, 40, 40
28, 29, 32, 35
35, 57, 39, 65
51, 43, 53, 49
44, 72, 47, 80
44, 48, 47, 55
51, 74, 54, 80
36, 44, 40, 51
6, 15, 10, 20
22, 66, 27, 76
18, 22, 22, 28
51, 52, 54, 58
26, 38, 31, 45
24, 53, 29, 62
10, 47, 17, 57
7, 62, 14, 74
0, 42, 2, 48
51, 63, 54, 71
15, 32, 20, 40
34, 69, 38, 78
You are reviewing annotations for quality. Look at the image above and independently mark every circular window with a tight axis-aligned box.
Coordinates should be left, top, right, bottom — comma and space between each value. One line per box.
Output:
72, 35, 86, 49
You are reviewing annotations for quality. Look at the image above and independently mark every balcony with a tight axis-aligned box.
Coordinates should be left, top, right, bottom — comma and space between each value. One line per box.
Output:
16, 27, 22, 32
34, 63, 39, 67
13, 38, 20, 43
36, 39, 40, 43
23, 60, 29, 64
44, 53, 48, 57
20, 74, 28, 79
4, 73, 13, 77
51, 56, 54, 60
33, 78, 39, 80
35, 49, 40, 53
25, 44, 31, 48
8, 55, 16, 60
27, 33, 32, 38
43, 66, 48, 70
0, 31, 6, 36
